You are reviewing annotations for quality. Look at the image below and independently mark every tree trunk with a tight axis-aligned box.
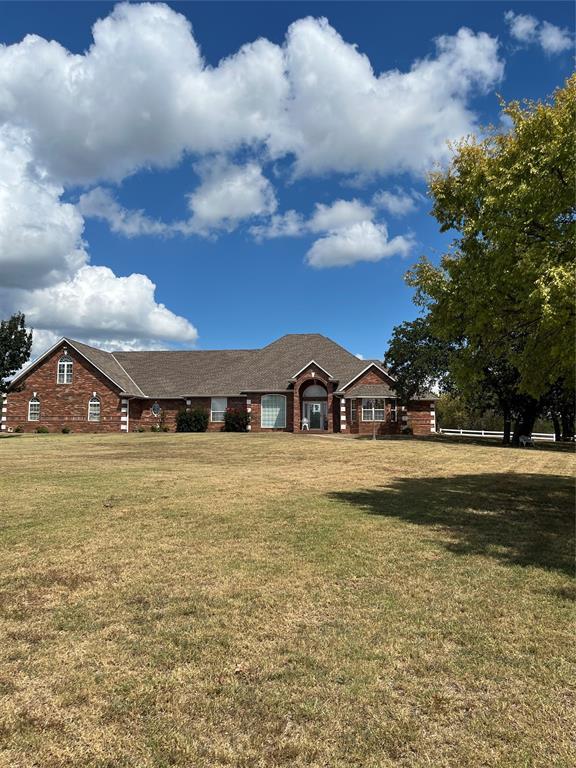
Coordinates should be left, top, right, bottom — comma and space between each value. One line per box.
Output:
561, 410, 575, 441
512, 401, 539, 447
551, 412, 562, 442
502, 406, 512, 445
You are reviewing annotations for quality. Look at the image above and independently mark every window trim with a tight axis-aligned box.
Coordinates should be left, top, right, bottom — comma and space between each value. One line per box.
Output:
57, 354, 73, 385
362, 398, 386, 422
261, 394, 287, 429
88, 395, 101, 422
210, 397, 228, 423
28, 396, 40, 421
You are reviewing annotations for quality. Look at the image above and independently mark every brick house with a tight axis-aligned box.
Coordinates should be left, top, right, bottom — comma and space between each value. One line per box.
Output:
2, 334, 436, 435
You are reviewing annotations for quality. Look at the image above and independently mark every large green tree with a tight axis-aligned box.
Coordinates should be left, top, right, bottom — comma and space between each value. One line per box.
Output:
406, 75, 575, 443
0, 313, 33, 392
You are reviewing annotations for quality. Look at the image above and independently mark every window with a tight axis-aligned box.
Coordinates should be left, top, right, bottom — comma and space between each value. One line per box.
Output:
28, 396, 40, 421
211, 397, 227, 422
151, 402, 161, 417
57, 354, 73, 384
261, 394, 286, 428
362, 398, 385, 421
350, 399, 357, 422
88, 395, 101, 422
389, 398, 398, 422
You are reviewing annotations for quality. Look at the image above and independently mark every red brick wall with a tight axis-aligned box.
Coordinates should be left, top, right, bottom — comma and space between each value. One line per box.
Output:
407, 400, 436, 435
128, 396, 248, 431
4, 343, 123, 433
292, 364, 334, 432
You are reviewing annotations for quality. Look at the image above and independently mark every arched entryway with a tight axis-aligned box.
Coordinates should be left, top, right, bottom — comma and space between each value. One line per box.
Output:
300, 381, 328, 430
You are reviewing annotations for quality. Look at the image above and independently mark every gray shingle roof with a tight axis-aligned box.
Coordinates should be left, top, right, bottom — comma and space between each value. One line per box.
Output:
26, 334, 407, 400
66, 339, 146, 396
344, 382, 397, 399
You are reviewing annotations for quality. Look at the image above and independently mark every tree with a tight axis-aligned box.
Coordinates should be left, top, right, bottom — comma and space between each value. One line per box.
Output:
0, 313, 33, 392
406, 76, 575, 444
384, 317, 455, 401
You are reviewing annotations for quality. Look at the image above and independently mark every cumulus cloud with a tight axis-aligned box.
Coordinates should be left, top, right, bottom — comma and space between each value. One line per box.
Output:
185, 158, 277, 234
0, 4, 506, 342
0, 5, 504, 184
251, 196, 415, 267
20, 265, 198, 344
0, 126, 87, 289
78, 187, 170, 237
306, 221, 414, 268
373, 188, 424, 217
0, 128, 198, 348
504, 11, 573, 54
271, 21, 504, 177
308, 199, 374, 233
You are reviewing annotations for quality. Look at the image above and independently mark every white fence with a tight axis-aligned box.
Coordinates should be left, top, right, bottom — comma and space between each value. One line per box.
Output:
438, 428, 556, 442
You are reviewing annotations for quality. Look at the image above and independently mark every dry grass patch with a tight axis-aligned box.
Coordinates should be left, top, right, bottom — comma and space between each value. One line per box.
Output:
0, 433, 574, 767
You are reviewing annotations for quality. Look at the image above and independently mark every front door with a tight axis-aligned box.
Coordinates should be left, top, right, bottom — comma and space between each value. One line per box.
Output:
303, 401, 326, 430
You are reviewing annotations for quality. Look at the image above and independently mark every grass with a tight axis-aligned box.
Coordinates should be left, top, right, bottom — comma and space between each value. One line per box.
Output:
0, 433, 574, 768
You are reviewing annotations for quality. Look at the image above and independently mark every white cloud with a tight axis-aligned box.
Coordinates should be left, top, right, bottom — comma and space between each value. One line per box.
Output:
0, 2, 287, 184
20, 265, 198, 344
251, 196, 415, 267
78, 187, 170, 237
373, 188, 424, 217
0, 126, 87, 289
0, 127, 198, 349
249, 210, 306, 241
306, 221, 415, 268
504, 11, 538, 43
538, 21, 573, 55
504, 11, 573, 54
185, 158, 277, 234
308, 199, 374, 233
271, 21, 504, 177
0, 6, 504, 185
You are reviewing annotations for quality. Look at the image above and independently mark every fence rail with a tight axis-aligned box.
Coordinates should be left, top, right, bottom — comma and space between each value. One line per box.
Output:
438, 428, 556, 442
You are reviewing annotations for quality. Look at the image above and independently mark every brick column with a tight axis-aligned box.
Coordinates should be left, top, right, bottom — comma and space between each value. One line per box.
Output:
340, 396, 346, 432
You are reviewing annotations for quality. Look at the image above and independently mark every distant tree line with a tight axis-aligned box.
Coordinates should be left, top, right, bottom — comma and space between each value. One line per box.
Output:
385, 76, 575, 445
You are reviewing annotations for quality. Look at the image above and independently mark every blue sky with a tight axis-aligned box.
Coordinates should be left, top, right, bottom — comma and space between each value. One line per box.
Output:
0, 2, 573, 359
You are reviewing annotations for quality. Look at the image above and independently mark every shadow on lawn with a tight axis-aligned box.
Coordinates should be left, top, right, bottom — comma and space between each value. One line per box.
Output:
329, 473, 575, 576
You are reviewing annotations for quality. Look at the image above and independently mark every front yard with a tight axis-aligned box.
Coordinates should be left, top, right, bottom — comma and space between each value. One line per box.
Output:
0, 433, 574, 767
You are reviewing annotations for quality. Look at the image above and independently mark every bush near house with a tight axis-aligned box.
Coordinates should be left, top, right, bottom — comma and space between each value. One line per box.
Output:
223, 405, 250, 432
176, 407, 209, 433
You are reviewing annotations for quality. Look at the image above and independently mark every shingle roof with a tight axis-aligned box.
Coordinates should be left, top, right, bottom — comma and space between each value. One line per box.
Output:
111, 334, 370, 397
14, 334, 408, 399
112, 349, 256, 397
344, 382, 397, 399
66, 339, 145, 396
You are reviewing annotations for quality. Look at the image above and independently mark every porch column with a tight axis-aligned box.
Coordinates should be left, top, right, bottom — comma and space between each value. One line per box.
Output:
340, 397, 346, 432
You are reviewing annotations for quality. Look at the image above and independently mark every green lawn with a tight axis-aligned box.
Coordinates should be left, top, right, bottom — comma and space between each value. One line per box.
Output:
0, 433, 574, 767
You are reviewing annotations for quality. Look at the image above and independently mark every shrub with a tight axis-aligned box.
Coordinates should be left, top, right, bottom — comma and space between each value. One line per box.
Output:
150, 424, 161, 433
35, 426, 49, 434
224, 406, 250, 432
61, 426, 71, 434
134, 426, 146, 433
14, 426, 23, 433
176, 408, 208, 433
401, 426, 413, 435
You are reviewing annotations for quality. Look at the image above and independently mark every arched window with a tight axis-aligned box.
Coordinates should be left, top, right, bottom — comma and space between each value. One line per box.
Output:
302, 384, 327, 398
57, 353, 73, 384
28, 396, 40, 421
88, 395, 101, 422
151, 402, 162, 417
261, 394, 286, 428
